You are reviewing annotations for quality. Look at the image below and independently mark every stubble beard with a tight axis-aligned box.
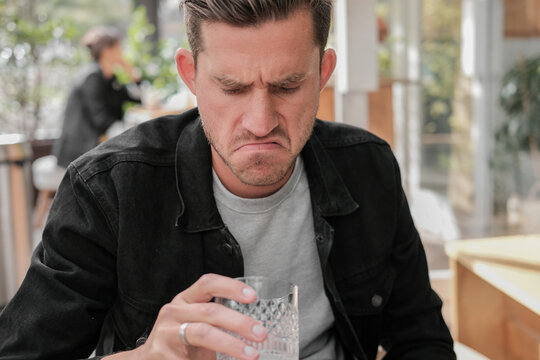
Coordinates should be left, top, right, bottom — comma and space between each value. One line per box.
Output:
201, 117, 316, 188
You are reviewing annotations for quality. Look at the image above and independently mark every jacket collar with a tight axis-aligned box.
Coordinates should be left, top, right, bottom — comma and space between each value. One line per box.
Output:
174, 114, 224, 232
302, 122, 359, 217
174, 113, 358, 232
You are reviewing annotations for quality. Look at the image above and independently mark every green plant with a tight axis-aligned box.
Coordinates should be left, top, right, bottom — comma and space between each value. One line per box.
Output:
120, 6, 183, 98
497, 55, 540, 180
490, 54, 540, 210
0, 0, 81, 138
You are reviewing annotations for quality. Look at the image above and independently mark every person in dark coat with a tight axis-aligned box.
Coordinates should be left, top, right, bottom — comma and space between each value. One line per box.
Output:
53, 26, 141, 168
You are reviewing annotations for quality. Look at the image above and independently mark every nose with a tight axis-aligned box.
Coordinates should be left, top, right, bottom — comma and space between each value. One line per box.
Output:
242, 90, 278, 138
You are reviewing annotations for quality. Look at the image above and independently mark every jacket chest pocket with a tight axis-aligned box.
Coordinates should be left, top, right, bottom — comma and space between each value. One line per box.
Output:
336, 260, 395, 316
110, 295, 162, 349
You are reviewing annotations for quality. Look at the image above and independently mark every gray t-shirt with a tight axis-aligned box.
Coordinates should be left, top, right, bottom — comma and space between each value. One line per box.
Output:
213, 156, 344, 359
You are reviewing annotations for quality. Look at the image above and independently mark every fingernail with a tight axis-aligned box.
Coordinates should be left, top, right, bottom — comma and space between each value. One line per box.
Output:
242, 287, 257, 299
252, 324, 267, 338
244, 345, 257, 356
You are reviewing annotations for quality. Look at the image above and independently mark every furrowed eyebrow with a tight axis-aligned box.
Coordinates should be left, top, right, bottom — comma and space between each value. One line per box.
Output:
271, 73, 307, 87
213, 75, 248, 88
213, 72, 307, 88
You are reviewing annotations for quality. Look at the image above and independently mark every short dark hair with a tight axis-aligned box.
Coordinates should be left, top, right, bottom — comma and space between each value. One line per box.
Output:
180, 0, 332, 62
81, 26, 121, 61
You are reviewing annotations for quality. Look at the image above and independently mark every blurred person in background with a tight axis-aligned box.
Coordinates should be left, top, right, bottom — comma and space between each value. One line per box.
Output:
52, 26, 141, 168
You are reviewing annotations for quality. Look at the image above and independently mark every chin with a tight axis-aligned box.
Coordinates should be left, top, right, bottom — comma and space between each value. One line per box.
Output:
236, 163, 293, 187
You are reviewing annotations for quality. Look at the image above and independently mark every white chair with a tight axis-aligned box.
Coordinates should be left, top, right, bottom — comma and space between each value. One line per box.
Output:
32, 155, 65, 228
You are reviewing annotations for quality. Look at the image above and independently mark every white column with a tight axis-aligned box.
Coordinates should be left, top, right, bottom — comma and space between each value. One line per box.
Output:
389, 0, 422, 193
461, 0, 503, 235
333, 0, 378, 128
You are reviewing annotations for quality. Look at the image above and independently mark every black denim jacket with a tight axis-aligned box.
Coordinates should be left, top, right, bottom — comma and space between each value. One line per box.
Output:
0, 108, 455, 359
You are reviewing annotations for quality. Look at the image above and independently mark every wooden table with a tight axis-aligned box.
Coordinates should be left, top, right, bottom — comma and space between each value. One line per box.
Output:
445, 235, 540, 360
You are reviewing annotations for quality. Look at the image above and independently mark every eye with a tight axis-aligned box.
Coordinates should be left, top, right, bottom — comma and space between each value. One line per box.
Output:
276, 86, 300, 94
222, 88, 242, 95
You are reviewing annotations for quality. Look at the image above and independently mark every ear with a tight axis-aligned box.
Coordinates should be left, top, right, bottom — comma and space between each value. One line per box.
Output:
175, 48, 196, 95
319, 48, 337, 91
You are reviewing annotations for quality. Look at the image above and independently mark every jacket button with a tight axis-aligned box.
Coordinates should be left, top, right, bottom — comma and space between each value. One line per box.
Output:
222, 242, 234, 256
371, 294, 383, 307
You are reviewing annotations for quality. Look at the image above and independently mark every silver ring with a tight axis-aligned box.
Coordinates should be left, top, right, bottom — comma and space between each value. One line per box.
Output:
178, 322, 191, 346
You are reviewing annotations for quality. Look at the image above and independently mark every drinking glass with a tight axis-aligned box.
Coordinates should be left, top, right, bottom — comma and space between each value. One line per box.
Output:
216, 276, 299, 360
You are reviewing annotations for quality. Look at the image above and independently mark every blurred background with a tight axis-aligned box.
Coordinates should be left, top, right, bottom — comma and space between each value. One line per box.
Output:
1, 0, 539, 358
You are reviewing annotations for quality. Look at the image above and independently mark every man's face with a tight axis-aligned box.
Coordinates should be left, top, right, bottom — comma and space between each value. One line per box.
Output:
177, 8, 335, 198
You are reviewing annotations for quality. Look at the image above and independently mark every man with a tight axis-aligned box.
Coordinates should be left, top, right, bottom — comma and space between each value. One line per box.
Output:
0, 1, 455, 359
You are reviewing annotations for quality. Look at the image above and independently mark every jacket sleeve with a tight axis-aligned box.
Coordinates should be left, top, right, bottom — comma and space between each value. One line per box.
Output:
380, 157, 456, 359
0, 165, 117, 360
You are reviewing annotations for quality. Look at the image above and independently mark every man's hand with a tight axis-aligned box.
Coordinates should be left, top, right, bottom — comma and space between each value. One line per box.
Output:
104, 274, 267, 360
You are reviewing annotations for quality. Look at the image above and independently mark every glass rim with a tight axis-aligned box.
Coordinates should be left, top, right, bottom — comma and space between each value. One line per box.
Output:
234, 275, 297, 288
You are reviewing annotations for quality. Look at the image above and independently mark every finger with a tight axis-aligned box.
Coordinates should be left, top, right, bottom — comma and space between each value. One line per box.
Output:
184, 322, 261, 360
160, 302, 268, 343
175, 274, 257, 305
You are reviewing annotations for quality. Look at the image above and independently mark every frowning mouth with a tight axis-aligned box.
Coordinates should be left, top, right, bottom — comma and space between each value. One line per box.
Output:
237, 141, 283, 151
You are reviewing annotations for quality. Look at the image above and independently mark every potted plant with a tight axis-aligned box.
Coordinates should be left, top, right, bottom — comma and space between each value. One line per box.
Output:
496, 54, 540, 231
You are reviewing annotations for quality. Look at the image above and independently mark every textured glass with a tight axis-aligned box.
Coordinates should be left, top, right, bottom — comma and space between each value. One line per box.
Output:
216, 276, 299, 360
